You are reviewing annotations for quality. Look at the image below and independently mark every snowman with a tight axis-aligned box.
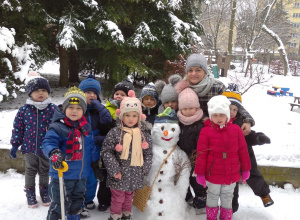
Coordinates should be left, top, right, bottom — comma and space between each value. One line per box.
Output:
143, 107, 191, 220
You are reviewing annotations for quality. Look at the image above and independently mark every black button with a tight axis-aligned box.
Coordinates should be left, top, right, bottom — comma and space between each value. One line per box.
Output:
163, 150, 167, 154
158, 188, 162, 192
160, 171, 163, 174
158, 179, 161, 182
159, 199, 163, 204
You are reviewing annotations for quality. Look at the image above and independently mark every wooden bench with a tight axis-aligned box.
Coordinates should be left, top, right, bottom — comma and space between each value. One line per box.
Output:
290, 103, 300, 111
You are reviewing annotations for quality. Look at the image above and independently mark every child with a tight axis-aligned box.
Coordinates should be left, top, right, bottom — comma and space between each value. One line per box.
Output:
222, 90, 274, 212
102, 90, 153, 220
106, 80, 134, 119
42, 87, 101, 220
175, 80, 206, 215
155, 74, 182, 114
79, 75, 113, 216
10, 71, 56, 208
194, 95, 251, 220
140, 82, 160, 125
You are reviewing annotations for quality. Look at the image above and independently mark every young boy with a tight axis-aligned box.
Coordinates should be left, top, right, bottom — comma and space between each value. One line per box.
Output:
42, 87, 101, 220
155, 74, 182, 114
106, 80, 134, 119
222, 90, 274, 212
79, 75, 113, 215
140, 82, 160, 125
10, 71, 57, 208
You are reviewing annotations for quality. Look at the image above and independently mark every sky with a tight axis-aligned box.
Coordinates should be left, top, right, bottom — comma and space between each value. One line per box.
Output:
0, 61, 299, 219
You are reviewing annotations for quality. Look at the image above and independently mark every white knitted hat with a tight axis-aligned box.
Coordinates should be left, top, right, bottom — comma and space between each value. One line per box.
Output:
207, 95, 231, 122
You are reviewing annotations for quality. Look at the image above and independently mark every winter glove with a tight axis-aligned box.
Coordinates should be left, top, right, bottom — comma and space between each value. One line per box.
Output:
196, 175, 206, 188
256, 132, 271, 145
242, 170, 250, 184
10, 145, 19, 159
91, 100, 112, 124
92, 161, 105, 181
50, 149, 65, 169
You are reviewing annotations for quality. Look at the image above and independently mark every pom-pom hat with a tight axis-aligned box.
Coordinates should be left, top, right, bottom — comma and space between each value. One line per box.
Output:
175, 80, 200, 110
140, 82, 159, 106
207, 95, 231, 122
62, 87, 87, 114
222, 90, 242, 109
25, 71, 51, 97
185, 53, 209, 75
79, 75, 101, 99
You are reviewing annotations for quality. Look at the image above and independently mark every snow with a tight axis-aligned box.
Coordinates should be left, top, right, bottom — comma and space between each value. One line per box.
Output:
0, 61, 300, 219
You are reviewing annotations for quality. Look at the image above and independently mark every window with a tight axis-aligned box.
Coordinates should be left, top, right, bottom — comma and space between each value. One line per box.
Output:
289, 43, 297, 48
290, 33, 300, 38
293, 23, 300, 28
295, 3, 300, 8
293, 13, 300, 17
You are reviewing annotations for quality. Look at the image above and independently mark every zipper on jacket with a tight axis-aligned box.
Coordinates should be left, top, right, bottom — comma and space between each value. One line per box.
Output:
79, 135, 85, 180
209, 160, 215, 176
35, 108, 39, 155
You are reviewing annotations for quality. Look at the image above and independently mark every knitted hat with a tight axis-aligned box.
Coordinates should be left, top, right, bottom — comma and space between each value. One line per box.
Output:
155, 74, 182, 105
207, 95, 231, 122
62, 87, 87, 114
79, 75, 101, 99
140, 82, 159, 106
113, 80, 134, 96
222, 90, 243, 109
116, 90, 146, 121
25, 71, 51, 97
175, 80, 200, 110
154, 107, 178, 124
185, 53, 209, 74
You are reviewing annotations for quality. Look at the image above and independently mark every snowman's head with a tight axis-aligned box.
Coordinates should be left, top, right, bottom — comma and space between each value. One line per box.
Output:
151, 122, 180, 146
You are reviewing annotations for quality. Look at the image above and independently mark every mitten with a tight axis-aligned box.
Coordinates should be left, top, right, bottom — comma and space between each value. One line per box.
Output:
92, 161, 104, 181
242, 170, 250, 184
10, 145, 19, 159
256, 132, 271, 145
196, 175, 206, 188
91, 100, 112, 124
50, 149, 64, 169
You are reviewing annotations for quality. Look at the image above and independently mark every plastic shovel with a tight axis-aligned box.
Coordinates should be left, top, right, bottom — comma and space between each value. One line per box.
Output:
54, 161, 69, 220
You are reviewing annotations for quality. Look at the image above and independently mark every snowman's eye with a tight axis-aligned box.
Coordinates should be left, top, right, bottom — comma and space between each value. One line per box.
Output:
161, 126, 164, 131
171, 128, 175, 132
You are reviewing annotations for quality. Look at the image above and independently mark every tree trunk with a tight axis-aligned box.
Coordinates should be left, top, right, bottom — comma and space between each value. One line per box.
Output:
59, 46, 69, 87
69, 48, 80, 83
227, 0, 237, 70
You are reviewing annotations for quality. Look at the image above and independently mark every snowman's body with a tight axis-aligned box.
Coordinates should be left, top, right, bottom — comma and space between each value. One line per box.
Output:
143, 122, 191, 220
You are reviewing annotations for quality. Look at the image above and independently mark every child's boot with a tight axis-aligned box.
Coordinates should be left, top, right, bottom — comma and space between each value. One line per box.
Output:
121, 211, 132, 220
67, 214, 80, 220
260, 194, 274, 207
220, 207, 232, 220
39, 185, 51, 206
24, 188, 38, 208
108, 214, 122, 220
194, 196, 207, 214
206, 206, 219, 220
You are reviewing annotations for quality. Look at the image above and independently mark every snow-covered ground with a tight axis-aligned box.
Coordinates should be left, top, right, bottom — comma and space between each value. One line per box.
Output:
0, 61, 300, 219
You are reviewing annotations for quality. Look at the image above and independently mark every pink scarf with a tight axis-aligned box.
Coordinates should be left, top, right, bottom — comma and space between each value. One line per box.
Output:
177, 109, 203, 125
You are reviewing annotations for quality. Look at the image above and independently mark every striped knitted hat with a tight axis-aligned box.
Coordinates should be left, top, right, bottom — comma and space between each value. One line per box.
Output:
222, 90, 242, 109
25, 71, 51, 97
79, 75, 101, 99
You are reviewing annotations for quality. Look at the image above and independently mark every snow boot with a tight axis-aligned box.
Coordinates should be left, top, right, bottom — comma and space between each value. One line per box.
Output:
39, 185, 51, 206
84, 201, 95, 209
24, 188, 38, 208
67, 214, 80, 220
121, 211, 132, 220
206, 206, 219, 220
80, 208, 89, 218
194, 196, 206, 215
98, 204, 109, 212
261, 194, 274, 207
108, 213, 122, 220
220, 207, 232, 220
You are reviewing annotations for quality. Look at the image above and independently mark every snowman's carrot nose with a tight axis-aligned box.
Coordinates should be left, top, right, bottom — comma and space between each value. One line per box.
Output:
163, 130, 168, 136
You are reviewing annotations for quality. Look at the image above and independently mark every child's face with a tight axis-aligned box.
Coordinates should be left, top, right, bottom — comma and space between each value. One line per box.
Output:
211, 113, 227, 126
65, 105, 84, 121
30, 89, 48, 102
164, 101, 178, 111
122, 111, 139, 128
187, 67, 206, 85
230, 105, 239, 119
142, 95, 156, 108
114, 90, 127, 101
181, 107, 198, 117
85, 91, 97, 105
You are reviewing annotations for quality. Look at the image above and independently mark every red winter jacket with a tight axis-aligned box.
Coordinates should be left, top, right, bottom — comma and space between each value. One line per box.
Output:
194, 119, 251, 185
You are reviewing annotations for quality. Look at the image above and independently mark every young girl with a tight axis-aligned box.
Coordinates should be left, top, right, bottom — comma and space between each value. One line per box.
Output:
10, 71, 57, 208
102, 90, 153, 220
175, 80, 206, 214
194, 95, 251, 220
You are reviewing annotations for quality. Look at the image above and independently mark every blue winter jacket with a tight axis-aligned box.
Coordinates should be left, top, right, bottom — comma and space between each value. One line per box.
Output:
42, 109, 99, 180
10, 103, 57, 155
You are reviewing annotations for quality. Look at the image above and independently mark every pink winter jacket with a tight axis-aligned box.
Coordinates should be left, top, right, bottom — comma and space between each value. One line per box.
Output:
194, 119, 251, 185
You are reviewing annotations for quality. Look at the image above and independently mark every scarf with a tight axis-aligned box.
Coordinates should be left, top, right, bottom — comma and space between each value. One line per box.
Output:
177, 108, 204, 125
120, 127, 144, 166
64, 116, 88, 161
187, 72, 215, 97
26, 97, 52, 110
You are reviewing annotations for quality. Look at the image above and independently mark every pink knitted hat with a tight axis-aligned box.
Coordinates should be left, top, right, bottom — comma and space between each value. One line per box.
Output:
175, 80, 200, 110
